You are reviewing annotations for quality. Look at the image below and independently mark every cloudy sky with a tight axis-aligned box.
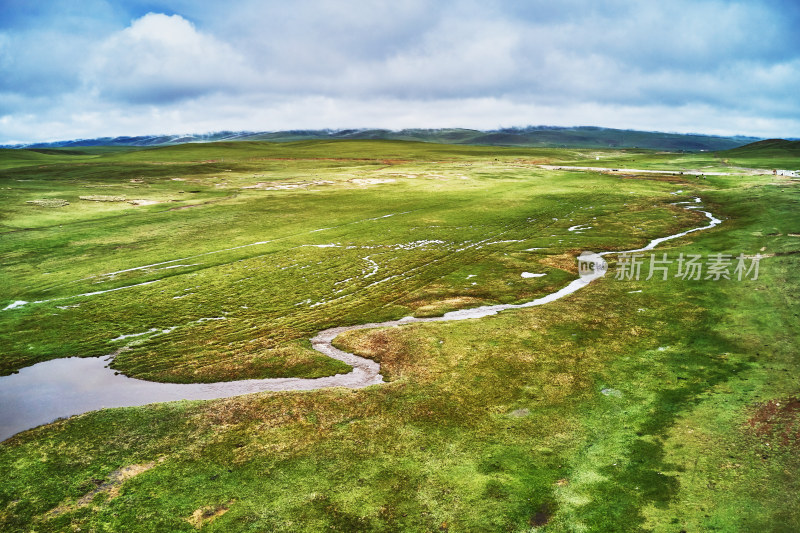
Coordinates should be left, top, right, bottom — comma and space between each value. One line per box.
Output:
1, 0, 799, 143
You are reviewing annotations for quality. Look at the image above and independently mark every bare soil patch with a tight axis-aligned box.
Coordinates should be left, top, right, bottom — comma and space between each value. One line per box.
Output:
747, 398, 800, 447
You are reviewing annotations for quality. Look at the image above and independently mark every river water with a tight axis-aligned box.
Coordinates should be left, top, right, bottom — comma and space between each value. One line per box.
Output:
0, 200, 720, 442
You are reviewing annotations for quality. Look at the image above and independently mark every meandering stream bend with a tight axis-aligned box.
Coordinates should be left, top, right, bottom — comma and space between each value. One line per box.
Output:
0, 200, 721, 442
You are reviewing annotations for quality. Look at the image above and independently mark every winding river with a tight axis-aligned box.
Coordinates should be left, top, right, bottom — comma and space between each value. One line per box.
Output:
0, 199, 721, 442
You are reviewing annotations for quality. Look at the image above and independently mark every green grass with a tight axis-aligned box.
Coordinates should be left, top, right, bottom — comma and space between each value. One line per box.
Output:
1, 142, 700, 382
0, 140, 798, 531
715, 139, 800, 170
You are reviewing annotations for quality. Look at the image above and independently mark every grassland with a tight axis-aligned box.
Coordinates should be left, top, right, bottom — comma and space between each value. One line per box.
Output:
0, 140, 798, 531
0, 141, 704, 383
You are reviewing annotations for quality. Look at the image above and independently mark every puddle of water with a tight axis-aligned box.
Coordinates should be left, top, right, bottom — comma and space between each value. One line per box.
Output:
521, 272, 547, 278
567, 224, 592, 232
0, 353, 381, 442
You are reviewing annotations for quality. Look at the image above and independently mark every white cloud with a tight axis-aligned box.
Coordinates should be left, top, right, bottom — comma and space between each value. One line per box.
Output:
85, 13, 255, 103
335, 17, 522, 98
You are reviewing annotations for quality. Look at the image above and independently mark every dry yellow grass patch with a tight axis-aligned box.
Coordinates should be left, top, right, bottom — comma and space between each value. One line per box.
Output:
79, 195, 127, 202
46, 460, 161, 518
26, 198, 69, 208
538, 250, 580, 274
412, 296, 485, 317
187, 501, 234, 529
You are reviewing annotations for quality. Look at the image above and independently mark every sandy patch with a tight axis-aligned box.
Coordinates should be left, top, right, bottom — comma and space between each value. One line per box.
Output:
127, 199, 160, 206
244, 180, 333, 190
350, 178, 397, 185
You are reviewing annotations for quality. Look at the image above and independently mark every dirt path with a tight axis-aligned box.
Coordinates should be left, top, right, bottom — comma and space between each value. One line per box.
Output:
536, 164, 766, 176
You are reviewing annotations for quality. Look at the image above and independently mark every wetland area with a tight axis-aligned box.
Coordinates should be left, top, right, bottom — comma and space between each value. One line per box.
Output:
1, 140, 798, 531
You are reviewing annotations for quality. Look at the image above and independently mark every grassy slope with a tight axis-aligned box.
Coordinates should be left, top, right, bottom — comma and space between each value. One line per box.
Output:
0, 142, 798, 531
716, 139, 800, 169
557, 139, 800, 172
1, 142, 695, 383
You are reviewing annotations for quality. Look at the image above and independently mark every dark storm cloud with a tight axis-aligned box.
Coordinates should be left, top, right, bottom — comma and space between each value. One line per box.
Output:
1, 0, 799, 142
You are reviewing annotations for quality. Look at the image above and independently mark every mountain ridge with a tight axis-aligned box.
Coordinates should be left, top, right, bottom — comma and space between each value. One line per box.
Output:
2, 126, 764, 152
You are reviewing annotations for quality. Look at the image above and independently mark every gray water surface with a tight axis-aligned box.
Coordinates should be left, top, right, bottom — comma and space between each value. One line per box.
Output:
0, 352, 382, 441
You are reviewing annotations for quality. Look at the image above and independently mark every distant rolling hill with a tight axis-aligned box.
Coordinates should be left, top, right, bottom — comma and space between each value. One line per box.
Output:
2, 126, 762, 152
718, 138, 800, 158
716, 139, 800, 169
